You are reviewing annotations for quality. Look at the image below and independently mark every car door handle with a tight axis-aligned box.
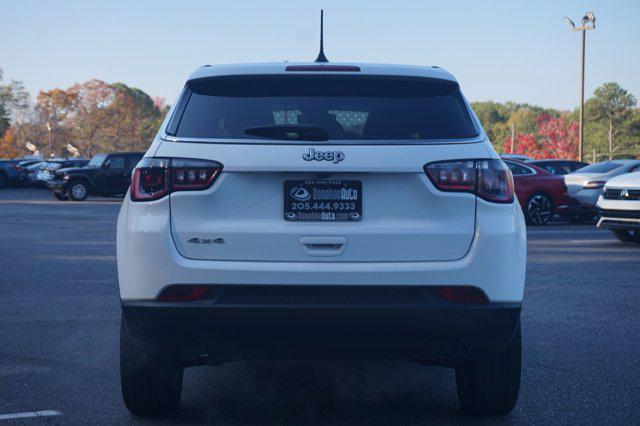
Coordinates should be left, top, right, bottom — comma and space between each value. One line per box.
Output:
299, 236, 347, 257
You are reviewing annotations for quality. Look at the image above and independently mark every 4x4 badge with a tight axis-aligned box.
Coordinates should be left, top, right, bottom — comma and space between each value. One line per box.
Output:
302, 148, 345, 163
188, 237, 225, 244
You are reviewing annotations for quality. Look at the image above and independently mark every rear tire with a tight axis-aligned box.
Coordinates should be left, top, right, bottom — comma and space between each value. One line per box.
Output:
53, 192, 69, 201
120, 316, 183, 416
525, 193, 552, 225
455, 323, 521, 416
611, 229, 640, 243
68, 181, 89, 201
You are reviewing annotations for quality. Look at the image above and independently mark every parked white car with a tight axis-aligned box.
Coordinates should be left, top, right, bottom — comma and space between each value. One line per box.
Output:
596, 171, 640, 243
117, 62, 526, 417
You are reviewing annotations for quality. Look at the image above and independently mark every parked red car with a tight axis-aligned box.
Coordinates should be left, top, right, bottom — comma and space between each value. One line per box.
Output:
503, 159, 570, 225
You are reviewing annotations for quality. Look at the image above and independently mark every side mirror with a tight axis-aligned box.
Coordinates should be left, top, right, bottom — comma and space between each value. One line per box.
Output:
103, 161, 111, 169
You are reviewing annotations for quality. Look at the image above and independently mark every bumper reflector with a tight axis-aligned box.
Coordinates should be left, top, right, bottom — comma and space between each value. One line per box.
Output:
158, 285, 208, 301
437, 286, 488, 303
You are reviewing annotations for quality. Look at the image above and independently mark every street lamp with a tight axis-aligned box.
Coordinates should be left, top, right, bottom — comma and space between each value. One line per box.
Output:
46, 120, 52, 158
564, 12, 596, 162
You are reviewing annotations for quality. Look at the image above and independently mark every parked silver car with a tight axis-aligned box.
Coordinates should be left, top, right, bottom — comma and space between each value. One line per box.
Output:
564, 160, 640, 221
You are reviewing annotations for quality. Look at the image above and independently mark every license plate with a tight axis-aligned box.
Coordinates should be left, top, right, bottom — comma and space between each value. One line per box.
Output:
284, 180, 362, 222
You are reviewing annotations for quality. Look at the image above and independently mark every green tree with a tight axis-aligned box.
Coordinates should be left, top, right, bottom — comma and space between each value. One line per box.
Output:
471, 101, 510, 150
587, 82, 637, 160
0, 67, 29, 139
107, 83, 164, 152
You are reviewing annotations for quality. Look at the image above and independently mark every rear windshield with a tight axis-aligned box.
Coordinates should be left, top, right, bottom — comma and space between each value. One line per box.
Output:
168, 76, 478, 143
575, 162, 622, 174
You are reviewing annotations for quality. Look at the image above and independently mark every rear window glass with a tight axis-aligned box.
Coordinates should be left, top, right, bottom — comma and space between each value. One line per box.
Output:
170, 76, 478, 142
506, 161, 534, 175
575, 162, 622, 174
532, 162, 573, 175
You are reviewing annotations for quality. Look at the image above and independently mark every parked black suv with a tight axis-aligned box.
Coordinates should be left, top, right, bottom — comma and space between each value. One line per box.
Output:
48, 152, 144, 201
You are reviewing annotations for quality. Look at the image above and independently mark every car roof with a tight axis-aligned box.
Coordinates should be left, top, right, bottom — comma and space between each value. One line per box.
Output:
187, 62, 457, 83
49, 158, 89, 162
96, 152, 144, 156
527, 159, 585, 163
608, 159, 640, 164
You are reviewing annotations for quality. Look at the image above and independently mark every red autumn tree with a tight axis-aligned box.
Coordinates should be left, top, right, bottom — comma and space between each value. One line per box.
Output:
0, 127, 20, 158
511, 133, 545, 158
503, 114, 579, 159
536, 114, 578, 160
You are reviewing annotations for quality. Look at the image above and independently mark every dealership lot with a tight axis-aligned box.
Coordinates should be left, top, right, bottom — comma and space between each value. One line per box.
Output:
0, 188, 638, 424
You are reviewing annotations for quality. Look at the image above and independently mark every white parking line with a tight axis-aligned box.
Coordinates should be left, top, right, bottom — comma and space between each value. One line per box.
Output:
0, 410, 61, 421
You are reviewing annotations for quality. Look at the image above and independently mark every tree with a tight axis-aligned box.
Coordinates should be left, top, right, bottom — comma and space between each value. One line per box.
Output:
0, 127, 20, 158
0, 67, 29, 138
67, 79, 115, 156
587, 82, 637, 160
512, 133, 543, 158
471, 101, 510, 149
536, 114, 579, 160
35, 88, 77, 157
106, 83, 164, 152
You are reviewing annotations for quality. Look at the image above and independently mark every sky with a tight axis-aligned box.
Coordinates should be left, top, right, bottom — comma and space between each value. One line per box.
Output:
1, 0, 639, 110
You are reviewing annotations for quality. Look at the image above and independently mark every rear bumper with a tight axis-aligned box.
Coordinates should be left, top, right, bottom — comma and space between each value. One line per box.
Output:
117, 196, 527, 302
121, 287, 521, 364
566, 189, 602, 215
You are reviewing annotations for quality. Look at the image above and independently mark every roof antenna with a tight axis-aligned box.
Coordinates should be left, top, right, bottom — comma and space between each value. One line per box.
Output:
314, 9, 329, 63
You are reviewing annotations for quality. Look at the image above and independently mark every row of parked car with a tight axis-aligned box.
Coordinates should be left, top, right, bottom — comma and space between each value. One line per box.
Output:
2, 152, 639, 239
501, 154, 640, 242
0, 152, 143, 200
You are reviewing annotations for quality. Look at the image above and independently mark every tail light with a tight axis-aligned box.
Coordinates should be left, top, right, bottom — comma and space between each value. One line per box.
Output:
424, 159, 514, 203
131, 158, 223, 201
583, 180, 606, 189
437, 286, 488, 303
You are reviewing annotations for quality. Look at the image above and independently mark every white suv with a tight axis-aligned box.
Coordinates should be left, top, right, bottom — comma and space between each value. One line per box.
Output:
117, 62, 526, 416
596, 171, 640, 242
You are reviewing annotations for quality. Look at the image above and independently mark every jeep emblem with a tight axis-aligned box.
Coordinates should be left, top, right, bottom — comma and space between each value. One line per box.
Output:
302, 148, 345, 163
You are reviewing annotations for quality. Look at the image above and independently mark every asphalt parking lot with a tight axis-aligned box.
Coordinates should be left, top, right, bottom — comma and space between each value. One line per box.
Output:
0, 188, 639, 424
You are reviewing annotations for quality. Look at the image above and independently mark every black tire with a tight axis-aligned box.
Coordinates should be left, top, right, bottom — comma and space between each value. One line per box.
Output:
455, 323, 521, 416
120, 316, 183, 416
68, 180, 89, 201
525, 193, 553, 225
611, 229, 640, 243
53, 191, 69, 201
0, 173, 6, 189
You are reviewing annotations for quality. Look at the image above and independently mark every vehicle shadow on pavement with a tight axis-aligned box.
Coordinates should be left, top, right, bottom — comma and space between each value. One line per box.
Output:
150, 360, 498, 424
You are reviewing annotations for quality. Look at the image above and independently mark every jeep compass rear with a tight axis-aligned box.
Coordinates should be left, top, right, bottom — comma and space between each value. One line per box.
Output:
117, 63, 526, 416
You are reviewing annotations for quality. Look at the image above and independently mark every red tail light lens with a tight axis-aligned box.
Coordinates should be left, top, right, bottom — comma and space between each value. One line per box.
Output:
158, 285, 209, 301
476, 160, 514, 203
425, 159, 514, 203
437, 286, 488, 303
424, 160, 476, 191
131, 158, 222, 201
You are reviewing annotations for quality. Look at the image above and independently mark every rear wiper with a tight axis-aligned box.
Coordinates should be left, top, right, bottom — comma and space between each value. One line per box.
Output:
244, 124, 329, 142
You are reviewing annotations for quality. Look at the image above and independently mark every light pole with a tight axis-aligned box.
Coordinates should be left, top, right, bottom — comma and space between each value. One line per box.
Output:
564, 12, 596, 162
46, 120, 52, 158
